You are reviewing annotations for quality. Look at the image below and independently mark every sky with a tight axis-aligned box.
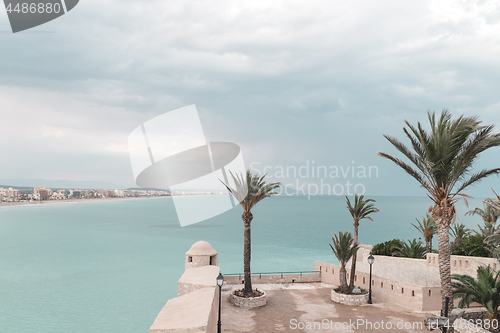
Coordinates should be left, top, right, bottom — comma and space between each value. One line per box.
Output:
1, 0, 500, 196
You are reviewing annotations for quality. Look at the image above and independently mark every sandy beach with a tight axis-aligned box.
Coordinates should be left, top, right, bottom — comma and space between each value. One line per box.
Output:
0, 196, 161, 208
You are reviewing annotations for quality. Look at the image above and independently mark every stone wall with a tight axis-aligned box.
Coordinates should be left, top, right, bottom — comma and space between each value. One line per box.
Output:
178, 266, 220, 296
315, 260, 440, 311
150, 287, 219, 333
317, 245, 499, 311
185, 254, 218, 269
427, 254, 498, 275
353, 247, 440, 287
224, 273, 320, 285
151, 265, 221, 332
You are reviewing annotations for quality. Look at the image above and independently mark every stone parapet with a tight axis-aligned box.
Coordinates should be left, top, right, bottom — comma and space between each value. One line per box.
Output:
178, 265, 220, 296
150, 287, 218, 333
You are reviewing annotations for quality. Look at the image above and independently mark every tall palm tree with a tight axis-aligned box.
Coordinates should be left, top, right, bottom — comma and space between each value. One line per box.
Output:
466, 200, 500, 223
378, 110, 500, 311
452, 265, 500, 321
392, 239, 426, 259
329, 231, 359, 293
345, 193, 379, 292
411, 214, 437, 254
222, 170, 281, 297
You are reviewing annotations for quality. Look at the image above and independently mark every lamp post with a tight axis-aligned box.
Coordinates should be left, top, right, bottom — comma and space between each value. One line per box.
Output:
367, 255, 375, 304
216, 273, 224, 333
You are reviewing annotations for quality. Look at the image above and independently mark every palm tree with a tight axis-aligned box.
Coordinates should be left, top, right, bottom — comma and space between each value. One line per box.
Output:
345, 193, 379, 292
392, 239, 426, 259
221, 170, 280, 297
378, 110, 500, 311
485, 190, 500, 212
484, 191, 500, 259
452, 265, 500, 321
474, 222, 500, 238
329, 231, 359, 293
411, 214, 437, 254
466, 200, 500, 223
450, 223, 471, 241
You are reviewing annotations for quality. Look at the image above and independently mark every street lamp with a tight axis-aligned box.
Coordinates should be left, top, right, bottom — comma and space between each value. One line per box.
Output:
367, 255, 375, 304
216, 273, 224, 333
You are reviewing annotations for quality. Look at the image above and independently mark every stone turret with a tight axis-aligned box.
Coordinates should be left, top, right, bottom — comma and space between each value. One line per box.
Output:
185, 241, 218, 269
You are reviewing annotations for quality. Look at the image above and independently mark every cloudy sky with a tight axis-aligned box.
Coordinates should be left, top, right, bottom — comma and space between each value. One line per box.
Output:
1, 0, 500, 196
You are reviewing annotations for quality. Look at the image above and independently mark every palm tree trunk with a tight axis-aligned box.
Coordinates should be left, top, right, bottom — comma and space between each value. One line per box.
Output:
348, 221, 359, 292
339, 266, 349, 293
242, 211, 254, 297
425, 240, 431, 255
435, 214, 454, 313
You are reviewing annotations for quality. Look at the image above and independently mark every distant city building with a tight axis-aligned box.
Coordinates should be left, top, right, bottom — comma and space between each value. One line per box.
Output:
98, 189, 115, 198
0, 186, 174, 204
52, 192, 65, 200
113, 190, 125, 197
70, 190, 83, 199
0, 187, 20, 201
34, 188, 51, 200
33, 188, 52, 200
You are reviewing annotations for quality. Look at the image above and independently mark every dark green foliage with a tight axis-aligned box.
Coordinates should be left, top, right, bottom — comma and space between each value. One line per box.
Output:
371, 239, 403, 256
392, 239, 427, 259
452, 234, 491, 257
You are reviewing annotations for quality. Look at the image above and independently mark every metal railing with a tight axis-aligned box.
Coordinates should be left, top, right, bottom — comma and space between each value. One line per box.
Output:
224, 270, 321, 280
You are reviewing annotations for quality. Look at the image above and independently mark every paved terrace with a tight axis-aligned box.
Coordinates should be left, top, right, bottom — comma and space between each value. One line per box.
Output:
221, 283, 431, 333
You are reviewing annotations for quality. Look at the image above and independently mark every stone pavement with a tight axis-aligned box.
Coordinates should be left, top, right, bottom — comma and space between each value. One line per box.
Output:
221, 283, 434, 333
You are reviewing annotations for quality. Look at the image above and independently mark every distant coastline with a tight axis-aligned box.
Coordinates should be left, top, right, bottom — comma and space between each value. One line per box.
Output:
0, 196, 159, 208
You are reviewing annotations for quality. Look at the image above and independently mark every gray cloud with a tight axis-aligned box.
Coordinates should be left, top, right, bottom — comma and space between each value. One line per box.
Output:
0, 0, 500, 194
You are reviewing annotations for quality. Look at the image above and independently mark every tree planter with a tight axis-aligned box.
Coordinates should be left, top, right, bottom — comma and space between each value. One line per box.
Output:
230, 290, 267, 308
331, 289, 368, 306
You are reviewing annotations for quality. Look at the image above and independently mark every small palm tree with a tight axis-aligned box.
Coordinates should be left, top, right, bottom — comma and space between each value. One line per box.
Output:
329, 231, 359, 294
485, 190, 500, 212
450, 223, 471, 241
345, 193, 379, 292
474, 222, 500, 238
392, 239, 426, 259
484, 191, 500, 259
222, 170, 281, 297
466, 200, 500, 223
452, 265, 500, 321
378, 110, 500, 311
411, 214, 437, 254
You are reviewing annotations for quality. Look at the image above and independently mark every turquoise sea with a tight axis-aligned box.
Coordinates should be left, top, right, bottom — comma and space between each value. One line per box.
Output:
0, 195, 487, 333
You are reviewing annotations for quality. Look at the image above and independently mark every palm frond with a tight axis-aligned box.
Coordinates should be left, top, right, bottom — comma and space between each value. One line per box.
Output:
329, 231, 359, 268
221, 170, 281, 212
